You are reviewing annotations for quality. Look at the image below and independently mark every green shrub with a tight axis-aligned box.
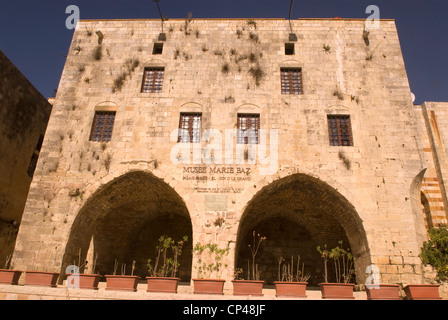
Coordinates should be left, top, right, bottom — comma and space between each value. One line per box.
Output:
420, 227, 448, 280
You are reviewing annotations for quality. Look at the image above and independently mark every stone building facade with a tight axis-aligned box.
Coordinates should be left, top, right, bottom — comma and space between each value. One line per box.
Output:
9, 18, 448, 291
0, 51, 52, 267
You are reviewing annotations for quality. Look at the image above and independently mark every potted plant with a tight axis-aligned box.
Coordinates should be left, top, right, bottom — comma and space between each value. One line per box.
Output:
105, 260, 140, 292
366, 283, 401, 300
274, 255, 310, 298
192, 242, 230, 295
24, 270, 60, 287
66, 250, 101, 290
146, 235, 188, 293
365, 265, 401, 300
232, 231, 266, 296
403, 227, 446, 300
0, 254, 22, 285
317, 241, 355, 299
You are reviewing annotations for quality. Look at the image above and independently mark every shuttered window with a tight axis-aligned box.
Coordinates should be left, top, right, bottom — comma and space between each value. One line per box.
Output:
89, 111, 116, 142
141, 67, 164, 93
327, 115, 353, 146
237, 114, 260, 144
281, 68, 303, 95
178, 113, 202, 143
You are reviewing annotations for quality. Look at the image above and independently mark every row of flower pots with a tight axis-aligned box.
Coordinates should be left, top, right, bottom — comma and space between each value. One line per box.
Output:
1, 269, 442, 299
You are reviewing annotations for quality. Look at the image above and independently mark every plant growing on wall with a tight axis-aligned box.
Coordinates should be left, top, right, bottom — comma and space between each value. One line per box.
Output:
420, 227, 448, 280
147, 235, 188, 278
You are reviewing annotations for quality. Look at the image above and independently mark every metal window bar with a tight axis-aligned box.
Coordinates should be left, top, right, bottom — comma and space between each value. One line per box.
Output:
237, 114, 260, 144
89, 112, 116, 142
281, 68, 303, 95
327, 115, 353, 146
141, 67, 164, 93
178, 113, 202, 143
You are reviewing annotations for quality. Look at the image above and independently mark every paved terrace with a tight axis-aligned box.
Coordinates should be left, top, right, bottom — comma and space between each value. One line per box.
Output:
0, 281, 371, 300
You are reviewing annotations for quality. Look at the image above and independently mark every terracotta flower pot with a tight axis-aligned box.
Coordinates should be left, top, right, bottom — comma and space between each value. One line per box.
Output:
404, 284, 441, 300
0, 269, 22, 285
232, 280, 264, 296
366, 284, 400, 300
319, 283, 355, 299
24, 271, 59, 287
105, 275, 140, 292
66, 273, 102, 290
274, 281, 307, 298
193, 279, 225, 295
146, 277, 180, 293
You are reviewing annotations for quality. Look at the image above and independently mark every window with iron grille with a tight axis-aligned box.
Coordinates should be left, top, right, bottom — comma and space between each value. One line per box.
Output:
327, 115, 353, 146
237, 114, 260, 144
89, 111, 116, 142
178, 113, 202, 143
281, 68, 303, 95
141, 67, 164, 93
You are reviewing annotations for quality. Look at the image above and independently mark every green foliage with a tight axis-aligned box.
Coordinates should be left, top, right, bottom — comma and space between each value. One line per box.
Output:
147, 235, 188, 278
420, 227, 448, 280
193, 242, 230, 279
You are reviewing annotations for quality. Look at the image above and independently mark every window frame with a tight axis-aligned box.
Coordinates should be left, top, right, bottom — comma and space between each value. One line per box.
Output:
89, 111, 116, 142
237, 113, 260, 145
281, 67, 303, 95
178, 113, 202, 143
327, 114, 354, 147
141, 67, 165, 94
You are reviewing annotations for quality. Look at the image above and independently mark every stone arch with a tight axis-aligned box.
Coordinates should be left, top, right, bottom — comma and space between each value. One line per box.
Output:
179, 102, 204, 113
236, 103, 262, 114
410, 168, 430, 245
421, 191, 434, 230
280, 59, 304, 68
60, 170, 193, 282
235, 173, 370, 286
142, 58, 166, 68
94, 101, 119, 112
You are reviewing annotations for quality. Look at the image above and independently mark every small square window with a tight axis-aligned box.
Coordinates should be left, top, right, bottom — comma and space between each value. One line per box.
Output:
152, 43, 163, 55
285, 43, 295, 55
89, 111, 116, 142
327, 115, 353, 146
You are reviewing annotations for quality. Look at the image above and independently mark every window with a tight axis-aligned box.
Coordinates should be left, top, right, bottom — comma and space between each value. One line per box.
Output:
152, 43, 163, 55
327, 115, 353, 146
141, 67, 164, 93
237, 114, 260, 144
178, 113, 202, 143
27, 135, 44, 178
89, 111, 116, 142
281, 68, 303, 95
285, 43, 295, 55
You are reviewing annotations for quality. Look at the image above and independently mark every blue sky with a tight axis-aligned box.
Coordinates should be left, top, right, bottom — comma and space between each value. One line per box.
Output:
0, 0, 447, 105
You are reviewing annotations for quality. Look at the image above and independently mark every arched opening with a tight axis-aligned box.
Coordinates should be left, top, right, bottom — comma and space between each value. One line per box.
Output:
60, 171, 192, 282
235, 173, 370, 286
421, 191, 434, 230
